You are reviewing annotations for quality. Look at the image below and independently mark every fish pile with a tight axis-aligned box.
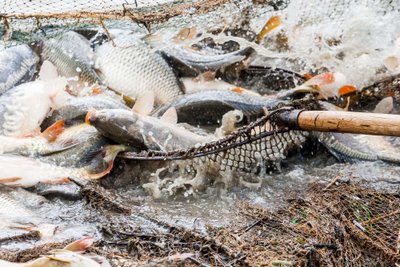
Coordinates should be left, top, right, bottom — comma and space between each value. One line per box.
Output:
0, 26, 399, 191
0, 16, 400, 265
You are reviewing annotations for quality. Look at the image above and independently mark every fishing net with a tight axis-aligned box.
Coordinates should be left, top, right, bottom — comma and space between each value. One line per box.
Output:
4, 182, 397, 266
1, 0, 399, 85
121, 108, 311, 173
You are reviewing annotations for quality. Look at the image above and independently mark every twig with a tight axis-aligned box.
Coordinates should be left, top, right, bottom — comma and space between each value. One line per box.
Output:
323, 175, 341, 191
361, 209, 400, 226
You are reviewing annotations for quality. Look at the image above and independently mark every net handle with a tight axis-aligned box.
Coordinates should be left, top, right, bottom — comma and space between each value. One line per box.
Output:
277, 110, 400, 136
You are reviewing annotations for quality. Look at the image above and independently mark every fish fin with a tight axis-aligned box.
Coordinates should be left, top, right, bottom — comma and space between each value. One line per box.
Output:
305, 72, 334, 86
45, 255, 72, 263
86, 161, 114, 180
64, 236, 94, 252
373, 96, 393, 114
132, 91, 154, 115
42, 177, 70, 185
0, 177, 22, 184
230, 87, 245, 94
303, 73, 313, 80
41, 119, 65, 142
142, 33, 164, 48
199, 71, 216, 81
38, 60, 59, 81
160, 107, 178, 124
86, 145, 127, 179
338, 85, 357, 96
172, 27, 198, 43
255, 15, 281, 44
22, 128, 42, 138
90, 86, 102, 95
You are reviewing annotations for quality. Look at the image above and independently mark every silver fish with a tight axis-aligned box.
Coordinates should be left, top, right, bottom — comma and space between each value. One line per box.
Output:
0, 76, 67, 137
34, 31, 100, 91
39, 123, 108, 167
88, 109, 214, 151
0, 144, 127, 187
0, 44, 38, 95
95, 35, 183, 105
0, 193, 33, 229
42, 94, 129, 128
160, 46, 256, 77
0, 135, 74, 157
316, 101, 400, 163
153, 89, 287, 126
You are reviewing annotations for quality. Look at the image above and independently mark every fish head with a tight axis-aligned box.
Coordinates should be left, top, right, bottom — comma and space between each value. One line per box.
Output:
87, 109, 146, 148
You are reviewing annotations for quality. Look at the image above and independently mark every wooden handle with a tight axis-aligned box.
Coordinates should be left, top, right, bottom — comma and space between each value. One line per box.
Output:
277, 110, 400, 136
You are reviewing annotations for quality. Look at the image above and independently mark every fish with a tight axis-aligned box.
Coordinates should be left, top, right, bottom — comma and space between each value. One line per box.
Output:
0, 144, 127, 187
343, 73, 400, 112
278, 72, 357, 100
221, 65, 306, 95
255, 15, 281, 44
41, 94, 129, 128
88, 92, 215, 151
32, 31, 100, 93
0, 236, 110, 267
0, 191, 57, 240
316, 101, 400, 163
95, 35, 183, 105
0, 61, 68, 137
0, 120, 79, 156
152, 89, 287, 126
39, 123, 110, 168
0, 44, 38, 95
159, 45, 256, 77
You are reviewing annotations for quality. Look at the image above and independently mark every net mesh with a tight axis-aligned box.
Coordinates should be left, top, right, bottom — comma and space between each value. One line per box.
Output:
4, 182, 396, 265
1, 0, 398, 86
121, 107, 313, 173
0, 0, 228, 21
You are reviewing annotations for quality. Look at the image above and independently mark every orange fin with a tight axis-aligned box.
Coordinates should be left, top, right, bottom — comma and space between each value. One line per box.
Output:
303, 73, 313, 80
90, 86, 102, 95
87, 160, 114, 180
256, 15, 281, 44
42, 119, 65, 142
0, 177, 21, 183
338, 85, 357, 96
230, 87, 245, 94
64, 236, 94, 252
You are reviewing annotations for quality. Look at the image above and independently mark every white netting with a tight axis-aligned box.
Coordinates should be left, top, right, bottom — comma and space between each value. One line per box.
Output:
1, 0, 399, 88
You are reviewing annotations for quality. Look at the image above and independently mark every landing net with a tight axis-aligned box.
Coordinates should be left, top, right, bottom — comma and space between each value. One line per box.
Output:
121, 108, 308, 172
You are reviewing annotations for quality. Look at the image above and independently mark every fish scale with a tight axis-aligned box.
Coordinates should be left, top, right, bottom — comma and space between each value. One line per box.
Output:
0, 44, 38, 95
0, 79, 65, 137
95, 35, 183, 105
40, 31, 100, 90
